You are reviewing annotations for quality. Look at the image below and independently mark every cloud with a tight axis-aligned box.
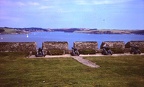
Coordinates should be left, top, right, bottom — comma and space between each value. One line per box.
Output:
57, 8, 75, 13
93, 0, 132, 5
16, 1, 40, 7
28, 2, 40, 6
75, 0, 88, 5
75, 0, 133, 5
16, 2, 25, 6
16, 1, 55, 10
39, 5, 54, 9
0, 0, 40, 7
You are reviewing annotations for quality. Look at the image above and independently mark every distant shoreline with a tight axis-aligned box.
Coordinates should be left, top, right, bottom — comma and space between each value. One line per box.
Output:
0, 27, 144, 35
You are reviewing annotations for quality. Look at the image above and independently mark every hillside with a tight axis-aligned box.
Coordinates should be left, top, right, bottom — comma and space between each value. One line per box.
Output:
0, 27, 144, 35
52, 28, 144, 35
131, 30, 144, 35
0, 27, 49, 34
0, 27, 27, 34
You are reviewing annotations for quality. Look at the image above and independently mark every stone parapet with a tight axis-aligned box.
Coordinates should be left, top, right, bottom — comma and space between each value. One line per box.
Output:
100, 41, 125, 53
0, 42, 37, 53
74, 41, 98, 54
0, 41, 143, 55
42, 41, 69, 55
125, 41, 144, 53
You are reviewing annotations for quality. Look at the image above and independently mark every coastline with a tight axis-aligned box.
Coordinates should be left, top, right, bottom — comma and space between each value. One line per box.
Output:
0, 27, 144, 35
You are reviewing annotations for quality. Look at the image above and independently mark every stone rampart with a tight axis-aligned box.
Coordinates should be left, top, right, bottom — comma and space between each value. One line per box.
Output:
0, 42, 36, 53
42, 41, 69, 55
100, 41, 125, 53
0, 41, 143, 54
74, 41, 98, 54
125, 41, 144, 52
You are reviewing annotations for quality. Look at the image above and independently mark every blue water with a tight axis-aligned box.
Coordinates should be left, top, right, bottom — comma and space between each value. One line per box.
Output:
0, 32, 144, 49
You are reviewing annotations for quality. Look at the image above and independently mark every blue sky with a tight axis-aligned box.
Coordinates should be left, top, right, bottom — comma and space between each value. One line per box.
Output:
0, 0, 144, 29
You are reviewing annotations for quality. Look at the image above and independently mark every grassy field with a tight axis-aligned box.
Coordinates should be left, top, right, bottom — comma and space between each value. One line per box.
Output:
0, 53, 144, 87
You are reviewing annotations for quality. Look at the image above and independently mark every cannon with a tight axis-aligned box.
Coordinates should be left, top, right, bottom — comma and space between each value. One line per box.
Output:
101, 44, 113, 55
71, 47, 80, 56
130, 45, 141, 54
35, 48, 46, 57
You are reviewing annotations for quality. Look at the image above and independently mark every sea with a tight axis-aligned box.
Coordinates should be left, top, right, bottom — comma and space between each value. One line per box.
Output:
0, 32, 144, 49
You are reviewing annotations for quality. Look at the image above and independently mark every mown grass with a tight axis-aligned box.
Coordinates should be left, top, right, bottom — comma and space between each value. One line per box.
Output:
0, 53, 144, 87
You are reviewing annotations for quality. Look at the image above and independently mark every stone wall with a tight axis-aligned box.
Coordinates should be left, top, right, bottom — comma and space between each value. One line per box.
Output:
74, 41, 98, 54
0, 42, 37, 53
74, 41, 98, 50
0, 41, 143, 54
42, 41, 69, 55
100, 41, 125, 53
125, 41, 144, 52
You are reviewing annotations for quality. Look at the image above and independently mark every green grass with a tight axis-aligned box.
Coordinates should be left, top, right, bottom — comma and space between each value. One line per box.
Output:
0, 53, 144, 87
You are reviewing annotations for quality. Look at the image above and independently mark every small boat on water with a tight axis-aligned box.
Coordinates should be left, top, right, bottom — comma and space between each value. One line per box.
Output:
26, 34, 29, 38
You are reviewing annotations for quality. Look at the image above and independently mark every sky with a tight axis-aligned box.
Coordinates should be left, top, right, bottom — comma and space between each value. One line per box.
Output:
0, 0, 144, 29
